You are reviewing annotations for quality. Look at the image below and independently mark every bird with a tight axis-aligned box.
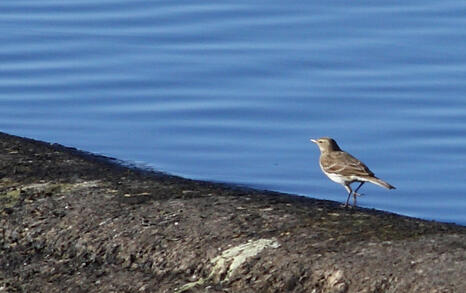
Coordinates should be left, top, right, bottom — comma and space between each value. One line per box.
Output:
310, 137, 395, 207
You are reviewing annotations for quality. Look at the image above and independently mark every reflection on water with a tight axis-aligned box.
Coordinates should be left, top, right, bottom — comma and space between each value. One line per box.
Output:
0, 1, 465, 224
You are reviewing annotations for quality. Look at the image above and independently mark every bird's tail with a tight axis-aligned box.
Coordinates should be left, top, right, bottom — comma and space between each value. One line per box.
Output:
366, 177, 396, 189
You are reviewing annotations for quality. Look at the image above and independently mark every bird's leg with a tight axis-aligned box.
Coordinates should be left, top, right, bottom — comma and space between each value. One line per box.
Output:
344, 185, 352, 207
353, 182, 365, 197
352, 182, 365, 207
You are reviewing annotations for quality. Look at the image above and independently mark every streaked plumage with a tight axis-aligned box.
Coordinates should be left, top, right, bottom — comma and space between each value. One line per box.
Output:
310, 137, 395, 207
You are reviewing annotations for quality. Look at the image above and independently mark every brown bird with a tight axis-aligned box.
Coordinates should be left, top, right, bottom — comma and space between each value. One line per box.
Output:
310, 137, 395, 207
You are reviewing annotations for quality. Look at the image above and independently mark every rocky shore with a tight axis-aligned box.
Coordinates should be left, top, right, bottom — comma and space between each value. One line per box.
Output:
0, 132, 464, 292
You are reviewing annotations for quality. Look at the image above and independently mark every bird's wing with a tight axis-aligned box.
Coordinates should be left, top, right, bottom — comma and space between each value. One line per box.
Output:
320, 151, 374, 177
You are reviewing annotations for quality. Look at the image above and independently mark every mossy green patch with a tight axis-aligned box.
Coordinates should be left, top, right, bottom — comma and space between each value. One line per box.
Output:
1, 189, 21, 208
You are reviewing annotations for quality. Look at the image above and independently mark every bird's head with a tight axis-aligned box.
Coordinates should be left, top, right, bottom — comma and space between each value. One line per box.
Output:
310, 137, 341, 153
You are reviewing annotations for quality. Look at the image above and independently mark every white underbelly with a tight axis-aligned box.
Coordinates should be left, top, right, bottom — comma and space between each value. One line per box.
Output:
325, 172, 368, 184
325, 172, 346, 184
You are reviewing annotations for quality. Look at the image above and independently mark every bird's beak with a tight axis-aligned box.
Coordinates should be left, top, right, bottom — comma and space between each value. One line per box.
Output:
310, 139, 317, 144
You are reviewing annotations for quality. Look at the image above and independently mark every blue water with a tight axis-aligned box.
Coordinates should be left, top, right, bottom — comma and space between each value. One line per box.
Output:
1, 1, 465, 224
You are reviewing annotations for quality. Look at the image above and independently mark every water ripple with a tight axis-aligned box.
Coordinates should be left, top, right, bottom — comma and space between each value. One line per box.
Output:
0, 0, 465, 224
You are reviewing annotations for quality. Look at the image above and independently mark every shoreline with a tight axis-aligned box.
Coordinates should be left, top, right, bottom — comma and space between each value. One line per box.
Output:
1, 132, 453, 225
1, 132, 465, 292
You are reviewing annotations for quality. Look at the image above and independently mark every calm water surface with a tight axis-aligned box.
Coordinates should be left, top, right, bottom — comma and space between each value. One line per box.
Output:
1, 1, 465, 224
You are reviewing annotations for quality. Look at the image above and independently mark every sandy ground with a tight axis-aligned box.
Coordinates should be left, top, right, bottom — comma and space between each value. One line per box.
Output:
0, 132, 465, 292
